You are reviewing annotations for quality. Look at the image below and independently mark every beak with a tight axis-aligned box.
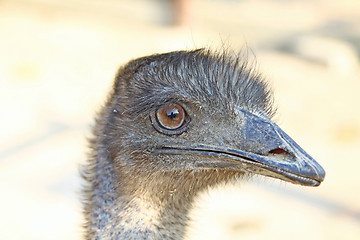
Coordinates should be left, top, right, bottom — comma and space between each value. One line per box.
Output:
228, 109, 326, 186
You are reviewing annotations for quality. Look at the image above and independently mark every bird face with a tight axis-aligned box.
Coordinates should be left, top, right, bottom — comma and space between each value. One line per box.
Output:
108, 50, 325, 188
149, 101, 324, 186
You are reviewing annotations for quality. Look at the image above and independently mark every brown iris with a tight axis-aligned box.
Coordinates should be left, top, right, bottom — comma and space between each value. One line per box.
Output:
150, 103, 190, 135
156, 103, 185, 129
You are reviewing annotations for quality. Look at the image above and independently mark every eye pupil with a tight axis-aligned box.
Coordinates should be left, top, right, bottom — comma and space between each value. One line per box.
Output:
167, 109, 178, 119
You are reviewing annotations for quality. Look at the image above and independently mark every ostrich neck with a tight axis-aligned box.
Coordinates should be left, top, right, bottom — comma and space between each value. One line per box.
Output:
87, 145, 242, 240
87, 154, 198, 240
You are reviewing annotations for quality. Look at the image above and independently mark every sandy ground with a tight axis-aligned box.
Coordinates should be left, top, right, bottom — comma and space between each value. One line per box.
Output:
0, 0, 359, 239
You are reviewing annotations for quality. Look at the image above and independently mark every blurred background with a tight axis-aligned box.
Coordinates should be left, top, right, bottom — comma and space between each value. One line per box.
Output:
0, 0, 359, 239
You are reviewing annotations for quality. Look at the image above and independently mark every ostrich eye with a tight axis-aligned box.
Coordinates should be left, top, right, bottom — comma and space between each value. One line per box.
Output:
157, 103, 185, 129
151, 103, 190, 135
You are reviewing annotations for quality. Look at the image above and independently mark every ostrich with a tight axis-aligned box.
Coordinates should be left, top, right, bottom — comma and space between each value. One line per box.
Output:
83, 49, 325, 239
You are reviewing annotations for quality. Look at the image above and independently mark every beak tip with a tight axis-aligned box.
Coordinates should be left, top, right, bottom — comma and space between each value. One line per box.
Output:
318, 168, 326, 182
304, 160, 326, 186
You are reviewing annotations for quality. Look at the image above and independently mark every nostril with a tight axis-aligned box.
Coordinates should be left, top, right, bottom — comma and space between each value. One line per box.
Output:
269, 148, 287, 155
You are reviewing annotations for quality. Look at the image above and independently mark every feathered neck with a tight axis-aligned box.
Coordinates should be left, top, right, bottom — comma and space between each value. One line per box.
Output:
83, 149, 242, 239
